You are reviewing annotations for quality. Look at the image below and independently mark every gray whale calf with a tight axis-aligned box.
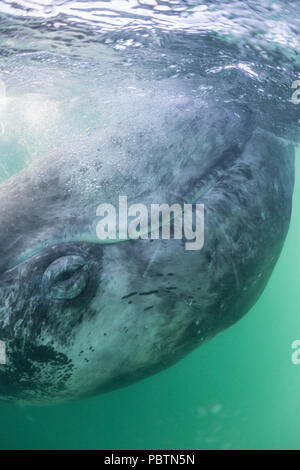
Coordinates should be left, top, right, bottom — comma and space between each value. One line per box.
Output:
0, 1, 298, 403
0, 76, 295, 404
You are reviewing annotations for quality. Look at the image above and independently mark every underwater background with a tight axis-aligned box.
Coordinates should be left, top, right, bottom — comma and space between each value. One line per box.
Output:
0, 0, 299, 449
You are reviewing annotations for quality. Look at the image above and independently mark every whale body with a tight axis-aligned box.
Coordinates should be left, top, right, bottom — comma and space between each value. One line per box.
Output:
0, 2, 298, 404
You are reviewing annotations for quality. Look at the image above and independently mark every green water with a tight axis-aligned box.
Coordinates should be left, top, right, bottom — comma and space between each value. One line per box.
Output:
0, 148, 299, 449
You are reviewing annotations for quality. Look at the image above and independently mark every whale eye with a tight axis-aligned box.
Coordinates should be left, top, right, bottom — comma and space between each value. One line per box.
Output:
42, 255, 89, 300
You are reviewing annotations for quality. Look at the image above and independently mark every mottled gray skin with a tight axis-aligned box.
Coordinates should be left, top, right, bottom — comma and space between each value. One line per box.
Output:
0, 79, 295, 404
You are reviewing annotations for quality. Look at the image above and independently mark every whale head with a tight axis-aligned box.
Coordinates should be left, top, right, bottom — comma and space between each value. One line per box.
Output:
0, 76, 295, 404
